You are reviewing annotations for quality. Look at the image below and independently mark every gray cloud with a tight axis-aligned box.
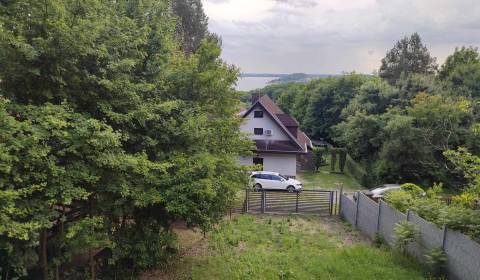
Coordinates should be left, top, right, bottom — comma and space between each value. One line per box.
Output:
204, 0, 480, 73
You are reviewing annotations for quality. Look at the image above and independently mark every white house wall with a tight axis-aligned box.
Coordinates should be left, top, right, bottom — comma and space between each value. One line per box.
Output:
240, 105, 290, 141
239, 153, 297, 177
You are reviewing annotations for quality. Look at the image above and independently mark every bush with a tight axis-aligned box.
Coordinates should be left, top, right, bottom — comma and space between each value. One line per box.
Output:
425, 247, 447, 277
393, 221, 420, 254
401, 183, 425, 197
384, 190, 415, 213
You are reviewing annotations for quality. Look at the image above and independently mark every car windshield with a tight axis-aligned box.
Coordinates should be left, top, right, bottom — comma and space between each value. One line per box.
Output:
279, 174, 288, 180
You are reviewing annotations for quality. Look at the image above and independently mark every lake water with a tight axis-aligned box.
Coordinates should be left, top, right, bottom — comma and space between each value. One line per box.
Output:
236, 77, 274, 91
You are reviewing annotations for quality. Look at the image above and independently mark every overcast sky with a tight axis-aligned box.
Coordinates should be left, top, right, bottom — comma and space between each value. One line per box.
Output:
203, 0, 480, 74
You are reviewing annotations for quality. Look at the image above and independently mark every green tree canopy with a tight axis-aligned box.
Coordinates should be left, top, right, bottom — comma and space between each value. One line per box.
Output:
379, 33, 437, 85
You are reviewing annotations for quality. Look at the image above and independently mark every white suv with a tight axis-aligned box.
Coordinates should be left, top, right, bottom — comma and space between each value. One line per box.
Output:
250, 171, 303, 192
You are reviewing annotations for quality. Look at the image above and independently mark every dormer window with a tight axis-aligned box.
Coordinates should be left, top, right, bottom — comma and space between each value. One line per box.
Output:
254, 128, 263, 135
254, 111, 263, 118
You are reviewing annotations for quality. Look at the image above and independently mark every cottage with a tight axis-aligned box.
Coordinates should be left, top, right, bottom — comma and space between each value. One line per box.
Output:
239, 95, 314, 177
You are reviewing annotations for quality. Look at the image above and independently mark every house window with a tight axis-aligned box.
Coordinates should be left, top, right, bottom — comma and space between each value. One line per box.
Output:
254, 111, 263, 118
253, 157, 263, 169
254, 128, 263, 135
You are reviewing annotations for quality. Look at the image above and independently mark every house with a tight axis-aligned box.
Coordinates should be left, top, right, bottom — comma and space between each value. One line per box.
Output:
238, 94, 314, 177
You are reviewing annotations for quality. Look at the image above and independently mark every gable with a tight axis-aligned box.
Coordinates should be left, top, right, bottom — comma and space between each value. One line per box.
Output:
240, 104, 290, 141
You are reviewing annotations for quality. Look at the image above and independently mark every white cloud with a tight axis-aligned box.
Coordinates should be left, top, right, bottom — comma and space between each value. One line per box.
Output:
203, 0, 480, 73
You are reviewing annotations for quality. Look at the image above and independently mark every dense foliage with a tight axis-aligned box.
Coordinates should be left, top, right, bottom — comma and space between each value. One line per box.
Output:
255, 34, 480, 190
0, 0, 250, 278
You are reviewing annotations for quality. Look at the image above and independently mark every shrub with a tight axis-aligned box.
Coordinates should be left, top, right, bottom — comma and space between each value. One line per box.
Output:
393, 220, 420, 254
330, 149, 338, 172
425, 247, 447, 277
312, 147, 326, 171
401, 183, 425, 197
338, 148, 347, 173
384, 190, 415, 213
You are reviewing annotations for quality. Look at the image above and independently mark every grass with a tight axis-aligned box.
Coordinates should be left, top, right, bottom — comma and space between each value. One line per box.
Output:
298, 166, 363, 191
146, 215, 428, 280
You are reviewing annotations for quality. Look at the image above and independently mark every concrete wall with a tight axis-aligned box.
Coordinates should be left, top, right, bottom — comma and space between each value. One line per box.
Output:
340, 192, 480, 280
240, 104, 290, 141
356, 193, 379, 239
238, 153, 297, 177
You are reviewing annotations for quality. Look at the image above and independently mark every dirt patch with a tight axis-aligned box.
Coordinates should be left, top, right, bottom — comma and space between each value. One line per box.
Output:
140, 222, 207, 280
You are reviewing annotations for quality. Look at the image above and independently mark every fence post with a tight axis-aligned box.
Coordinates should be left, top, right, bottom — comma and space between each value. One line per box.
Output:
442, 225, 448, 250
329, 191, 333, 215
245, 189, 249, 213
406, 209, 411, 221
355, 191, 360, 227
295, 192, 299, 213
338, 185, 343, 216
377, 200, 382, 233
261, 191, 265, 214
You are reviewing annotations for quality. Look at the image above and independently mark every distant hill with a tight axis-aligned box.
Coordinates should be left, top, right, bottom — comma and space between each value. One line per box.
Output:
240, 73, 338, 84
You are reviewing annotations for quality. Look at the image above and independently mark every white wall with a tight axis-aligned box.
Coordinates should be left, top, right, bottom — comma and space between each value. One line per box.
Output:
238, 153, 297, 177
240, 105, 289, 141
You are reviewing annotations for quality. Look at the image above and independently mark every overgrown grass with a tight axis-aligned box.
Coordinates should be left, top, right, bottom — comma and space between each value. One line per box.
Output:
298, 168, 363, 191
182, 215, 427, 280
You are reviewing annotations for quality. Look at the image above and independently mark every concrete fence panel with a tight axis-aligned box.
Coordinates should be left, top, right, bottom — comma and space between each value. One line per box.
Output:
444, 228, 480, 280
356, 193, 379, 239
340, 193, 356, 225
407, 212, 444, 261
378, 201, 406, 246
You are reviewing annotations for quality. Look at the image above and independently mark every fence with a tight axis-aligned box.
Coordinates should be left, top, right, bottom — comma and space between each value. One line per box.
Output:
244, 189, 338, 215
340, 192, 480, 280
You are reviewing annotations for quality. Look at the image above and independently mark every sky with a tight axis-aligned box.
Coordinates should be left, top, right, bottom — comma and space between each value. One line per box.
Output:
203, 0, 480, 74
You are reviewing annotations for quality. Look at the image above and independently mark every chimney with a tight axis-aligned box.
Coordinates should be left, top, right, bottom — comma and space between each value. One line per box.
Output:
251, 91, 261, 104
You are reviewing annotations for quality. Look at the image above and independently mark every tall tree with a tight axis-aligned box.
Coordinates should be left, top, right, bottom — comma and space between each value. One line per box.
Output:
379, 33, 437, 85
172, 0, 210, 53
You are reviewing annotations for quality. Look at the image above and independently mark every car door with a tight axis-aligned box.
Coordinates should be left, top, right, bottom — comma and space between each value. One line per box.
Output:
253, 174, 270, 189
260, 174, 274, 189
269, 175, 285, 190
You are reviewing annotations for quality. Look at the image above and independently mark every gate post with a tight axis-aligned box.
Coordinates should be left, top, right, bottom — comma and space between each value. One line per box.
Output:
338, 185, 344, 215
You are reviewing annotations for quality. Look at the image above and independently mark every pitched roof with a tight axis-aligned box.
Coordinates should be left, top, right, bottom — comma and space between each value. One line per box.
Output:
276, 114, 299, 127
242, 95, 312, 153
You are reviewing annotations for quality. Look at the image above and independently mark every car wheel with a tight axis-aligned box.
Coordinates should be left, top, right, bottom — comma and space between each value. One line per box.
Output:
287, 186, 295, 193
254, 183, 263, 192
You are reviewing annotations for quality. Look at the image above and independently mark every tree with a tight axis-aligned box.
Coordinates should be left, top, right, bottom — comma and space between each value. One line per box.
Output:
335, 112, 384, 161
0, 0, 250, 277
341, 77, 399, 118
302, 74, 368, 140
438, 47, 480, 99
379, 33, 437, 85
172, 0, 211, 54
438, 46, 480, 80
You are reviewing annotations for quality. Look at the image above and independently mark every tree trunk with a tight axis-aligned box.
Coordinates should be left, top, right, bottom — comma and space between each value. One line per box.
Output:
39, 229, 48, 280
89, 249, 95, 280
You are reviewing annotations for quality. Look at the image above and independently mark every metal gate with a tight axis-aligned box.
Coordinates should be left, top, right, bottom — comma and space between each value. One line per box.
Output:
244, 189, 338, 215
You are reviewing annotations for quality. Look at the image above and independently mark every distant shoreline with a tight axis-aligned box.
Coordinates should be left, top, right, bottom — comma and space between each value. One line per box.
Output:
240, 73, 336, 78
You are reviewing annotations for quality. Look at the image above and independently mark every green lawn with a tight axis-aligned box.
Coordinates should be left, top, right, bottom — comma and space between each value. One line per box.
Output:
298, 166, 363, 191
148, 215, 427, 280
